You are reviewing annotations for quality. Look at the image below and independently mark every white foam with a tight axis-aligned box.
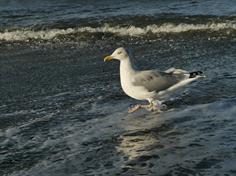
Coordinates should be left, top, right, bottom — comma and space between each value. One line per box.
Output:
0, 22, 236, 41
0, 28, 75, 41
79, 22, 236, 36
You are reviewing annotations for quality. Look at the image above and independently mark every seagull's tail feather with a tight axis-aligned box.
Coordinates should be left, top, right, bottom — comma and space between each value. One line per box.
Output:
189, 71, 204, 78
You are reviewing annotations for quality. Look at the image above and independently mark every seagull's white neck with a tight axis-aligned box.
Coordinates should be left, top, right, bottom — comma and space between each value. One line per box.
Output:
120, 56, 136, 76
119, 56, 139, 98
119, 56, 137, 95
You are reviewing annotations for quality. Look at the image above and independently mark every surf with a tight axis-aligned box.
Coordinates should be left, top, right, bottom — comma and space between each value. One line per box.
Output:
0, 21, 236, 42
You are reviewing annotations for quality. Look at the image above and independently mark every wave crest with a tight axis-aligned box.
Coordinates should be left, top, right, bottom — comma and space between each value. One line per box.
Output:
1, 22, 236, 41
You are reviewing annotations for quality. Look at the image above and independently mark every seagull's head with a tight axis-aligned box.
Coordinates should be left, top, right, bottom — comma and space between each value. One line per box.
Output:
104, 47, 129, 62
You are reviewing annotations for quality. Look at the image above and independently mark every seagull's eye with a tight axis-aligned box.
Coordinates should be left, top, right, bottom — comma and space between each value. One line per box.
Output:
117, 51, 122, 55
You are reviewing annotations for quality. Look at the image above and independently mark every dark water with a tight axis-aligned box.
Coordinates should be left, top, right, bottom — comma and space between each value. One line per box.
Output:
0, 0, 236, 176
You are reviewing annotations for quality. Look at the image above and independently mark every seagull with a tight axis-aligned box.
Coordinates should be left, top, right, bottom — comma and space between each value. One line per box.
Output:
104, 47, 203, 113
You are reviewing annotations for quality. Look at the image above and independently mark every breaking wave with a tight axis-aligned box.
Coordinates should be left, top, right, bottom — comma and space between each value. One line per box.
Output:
1, 22, 236, 41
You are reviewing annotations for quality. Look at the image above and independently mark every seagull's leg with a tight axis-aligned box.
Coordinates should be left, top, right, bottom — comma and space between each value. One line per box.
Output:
128, 101, 167, 113
128, 103, 152, 113
142, 101, 159, 112
140, 102, 153, 110
150, 100, 168, 111
138, 100, 166, 112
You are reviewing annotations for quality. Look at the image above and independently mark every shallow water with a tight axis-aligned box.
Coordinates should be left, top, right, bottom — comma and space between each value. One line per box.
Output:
1, 0, 236, 176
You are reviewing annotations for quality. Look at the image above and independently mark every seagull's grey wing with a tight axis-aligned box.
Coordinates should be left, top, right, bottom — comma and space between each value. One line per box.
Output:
132, 69, 188, 92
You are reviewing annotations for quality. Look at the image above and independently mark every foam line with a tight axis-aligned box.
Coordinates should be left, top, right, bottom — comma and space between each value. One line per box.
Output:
0, 22, 235, 41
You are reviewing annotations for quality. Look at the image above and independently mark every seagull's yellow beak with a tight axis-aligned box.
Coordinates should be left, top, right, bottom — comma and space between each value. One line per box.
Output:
104, 55, 113, 62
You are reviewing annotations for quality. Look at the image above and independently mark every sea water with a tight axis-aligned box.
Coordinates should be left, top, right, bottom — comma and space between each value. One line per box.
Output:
0, 0, 236, 175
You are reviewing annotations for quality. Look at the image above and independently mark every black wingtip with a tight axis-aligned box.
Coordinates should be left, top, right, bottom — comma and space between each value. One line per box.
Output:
189, 71, 203, 78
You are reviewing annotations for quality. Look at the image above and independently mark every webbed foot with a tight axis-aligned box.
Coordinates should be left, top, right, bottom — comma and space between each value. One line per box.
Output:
128, 104, 141, 113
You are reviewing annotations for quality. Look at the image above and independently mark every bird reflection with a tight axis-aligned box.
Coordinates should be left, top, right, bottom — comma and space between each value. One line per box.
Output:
117, 113, 165, 161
